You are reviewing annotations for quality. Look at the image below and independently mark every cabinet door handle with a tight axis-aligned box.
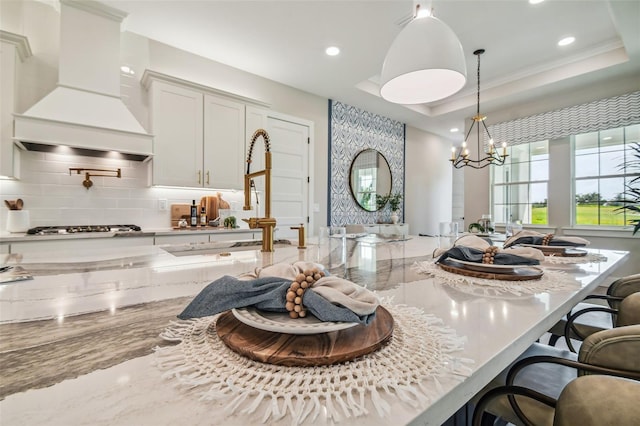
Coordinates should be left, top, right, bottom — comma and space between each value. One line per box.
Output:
206, 171, 210, 185
198, 170, 201, 184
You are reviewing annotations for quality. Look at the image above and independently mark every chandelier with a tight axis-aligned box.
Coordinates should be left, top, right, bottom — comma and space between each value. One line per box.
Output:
450, 49, 508, 169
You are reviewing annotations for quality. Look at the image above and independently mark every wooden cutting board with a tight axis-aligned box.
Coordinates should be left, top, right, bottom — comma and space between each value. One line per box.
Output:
170, 204, 191, 227
215, 306, 394, 366
200, 196, 218, 222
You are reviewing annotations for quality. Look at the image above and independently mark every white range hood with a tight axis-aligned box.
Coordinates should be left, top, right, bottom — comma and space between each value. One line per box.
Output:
13, 0, 153, 161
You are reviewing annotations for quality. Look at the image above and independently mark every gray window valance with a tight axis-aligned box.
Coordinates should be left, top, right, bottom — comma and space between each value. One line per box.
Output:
484, 91, 640, 146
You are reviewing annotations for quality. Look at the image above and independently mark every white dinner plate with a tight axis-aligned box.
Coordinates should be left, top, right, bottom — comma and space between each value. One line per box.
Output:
519, 244, 578, 251
519, 244, 588, 257
232, 307, 359, 335
453, 259, 526, 270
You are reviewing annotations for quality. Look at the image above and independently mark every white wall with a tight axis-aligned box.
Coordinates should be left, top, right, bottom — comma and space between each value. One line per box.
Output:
0, 1, 59, 114
452, 167, 464, 226
0, 2, 329, 233
0, 150, 252, 230
462, 142, 491, 231
547, 137, 572, 228
404, 126, 453, 236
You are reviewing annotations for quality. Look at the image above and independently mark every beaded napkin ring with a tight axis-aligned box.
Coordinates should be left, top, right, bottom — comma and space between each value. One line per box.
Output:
482, 246, 499, 264
285, 268, 325, 318
541, 234, 554, 245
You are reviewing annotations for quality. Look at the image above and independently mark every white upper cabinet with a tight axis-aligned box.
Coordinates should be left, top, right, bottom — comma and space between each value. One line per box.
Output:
149, 80, 204, 187
144, 71, 262, 189
204, 95, 245, 189
1, 31, 31, 179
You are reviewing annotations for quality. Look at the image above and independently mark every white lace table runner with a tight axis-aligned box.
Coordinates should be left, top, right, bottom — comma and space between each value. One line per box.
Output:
154, 303, 472, 426
414, 261, 581, 298
543, 252, 608, 264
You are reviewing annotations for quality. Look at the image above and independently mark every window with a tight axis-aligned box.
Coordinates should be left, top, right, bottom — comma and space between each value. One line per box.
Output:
573, 124, 640, 226
354, 166, 376, 210
491, 140, 549, 225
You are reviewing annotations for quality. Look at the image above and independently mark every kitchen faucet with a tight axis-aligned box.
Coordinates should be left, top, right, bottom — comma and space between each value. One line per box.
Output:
243, 129, 276, 252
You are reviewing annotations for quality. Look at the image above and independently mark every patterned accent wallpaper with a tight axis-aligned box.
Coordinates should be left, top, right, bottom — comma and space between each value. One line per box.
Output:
328, 100, 405, 226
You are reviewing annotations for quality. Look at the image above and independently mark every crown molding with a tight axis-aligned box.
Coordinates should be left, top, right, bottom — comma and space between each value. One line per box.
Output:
0, 30, 32, 62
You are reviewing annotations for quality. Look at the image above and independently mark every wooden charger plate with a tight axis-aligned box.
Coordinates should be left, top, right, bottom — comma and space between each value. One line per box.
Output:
215, 306, 393, 366
520, 244, 588, 257
438, 259, 543, 281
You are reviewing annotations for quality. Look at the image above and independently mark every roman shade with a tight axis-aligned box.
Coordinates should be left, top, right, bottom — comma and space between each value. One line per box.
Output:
484, 91, 640, 147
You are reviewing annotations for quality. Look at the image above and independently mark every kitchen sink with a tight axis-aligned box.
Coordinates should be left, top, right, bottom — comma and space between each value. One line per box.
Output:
162, 239, 292, 257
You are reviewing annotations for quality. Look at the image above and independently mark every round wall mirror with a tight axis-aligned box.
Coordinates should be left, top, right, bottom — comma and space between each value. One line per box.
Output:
349, 149, 392, 211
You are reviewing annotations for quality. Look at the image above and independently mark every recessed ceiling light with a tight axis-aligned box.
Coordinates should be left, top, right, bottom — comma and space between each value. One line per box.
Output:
558, 36, 575, 47
603, 136, 612, 140
450, 128, 459, 133
325, 46, 340, 56
120, 65, 135, 75
529, 0, 545, 4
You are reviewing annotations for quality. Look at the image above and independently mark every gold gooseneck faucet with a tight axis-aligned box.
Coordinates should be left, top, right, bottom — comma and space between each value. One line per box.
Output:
243, 129, 276, 252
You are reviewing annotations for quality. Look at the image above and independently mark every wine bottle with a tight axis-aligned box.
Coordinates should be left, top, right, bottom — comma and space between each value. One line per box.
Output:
200, 206, 207, 226
190, 200, 198, 227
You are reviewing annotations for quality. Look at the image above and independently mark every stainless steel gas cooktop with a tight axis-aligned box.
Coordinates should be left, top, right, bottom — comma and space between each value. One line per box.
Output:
26, 225, 142, 235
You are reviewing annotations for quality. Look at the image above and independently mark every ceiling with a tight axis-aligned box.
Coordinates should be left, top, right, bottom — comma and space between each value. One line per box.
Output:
104, 0, 639, 142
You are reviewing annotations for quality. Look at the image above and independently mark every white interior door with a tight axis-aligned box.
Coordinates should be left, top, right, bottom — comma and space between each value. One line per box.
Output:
267, 117, 309, 240
245, 109, 311, 240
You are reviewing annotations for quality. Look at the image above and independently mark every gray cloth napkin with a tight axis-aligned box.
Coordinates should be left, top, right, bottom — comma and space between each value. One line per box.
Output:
177, 275, 377, 325
433, 234, 545, 262
237, 261, 380, 316
437, 246, 541, 266
503, 230, 589, 248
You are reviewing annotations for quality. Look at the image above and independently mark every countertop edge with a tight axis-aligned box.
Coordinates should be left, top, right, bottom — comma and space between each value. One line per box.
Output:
0, 227, 256, 243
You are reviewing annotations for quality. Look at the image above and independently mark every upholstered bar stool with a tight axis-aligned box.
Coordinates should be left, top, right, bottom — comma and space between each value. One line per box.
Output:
472, 323, 640, 425
474, 375, 640, 426
547, 273, 640, 348
554, 375, 640, 426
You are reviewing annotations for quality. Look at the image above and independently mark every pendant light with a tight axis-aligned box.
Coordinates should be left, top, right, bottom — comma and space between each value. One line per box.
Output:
450, 49, 508, 169
380, 3, 466, 104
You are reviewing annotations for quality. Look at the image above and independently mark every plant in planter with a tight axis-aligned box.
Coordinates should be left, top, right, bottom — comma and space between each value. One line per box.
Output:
388, 193, 403, 224
388, 193, 402, 212
615, 142, 640, 235
375, 194, 389, 211
375, 194, 389, 223
223, 216, 237, 229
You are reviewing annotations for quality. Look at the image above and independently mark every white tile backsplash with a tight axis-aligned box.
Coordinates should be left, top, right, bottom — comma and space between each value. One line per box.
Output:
0, 150, 252, 232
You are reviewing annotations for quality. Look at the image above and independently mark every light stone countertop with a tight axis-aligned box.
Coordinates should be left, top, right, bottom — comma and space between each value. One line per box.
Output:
0, 237, 628, 425
0, 226, 256, 242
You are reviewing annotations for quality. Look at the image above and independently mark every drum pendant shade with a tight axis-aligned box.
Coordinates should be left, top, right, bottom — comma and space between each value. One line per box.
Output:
380, 15, 466, 104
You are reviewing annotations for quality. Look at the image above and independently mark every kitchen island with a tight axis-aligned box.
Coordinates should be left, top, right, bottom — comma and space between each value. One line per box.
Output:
0, 236, 628, 425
